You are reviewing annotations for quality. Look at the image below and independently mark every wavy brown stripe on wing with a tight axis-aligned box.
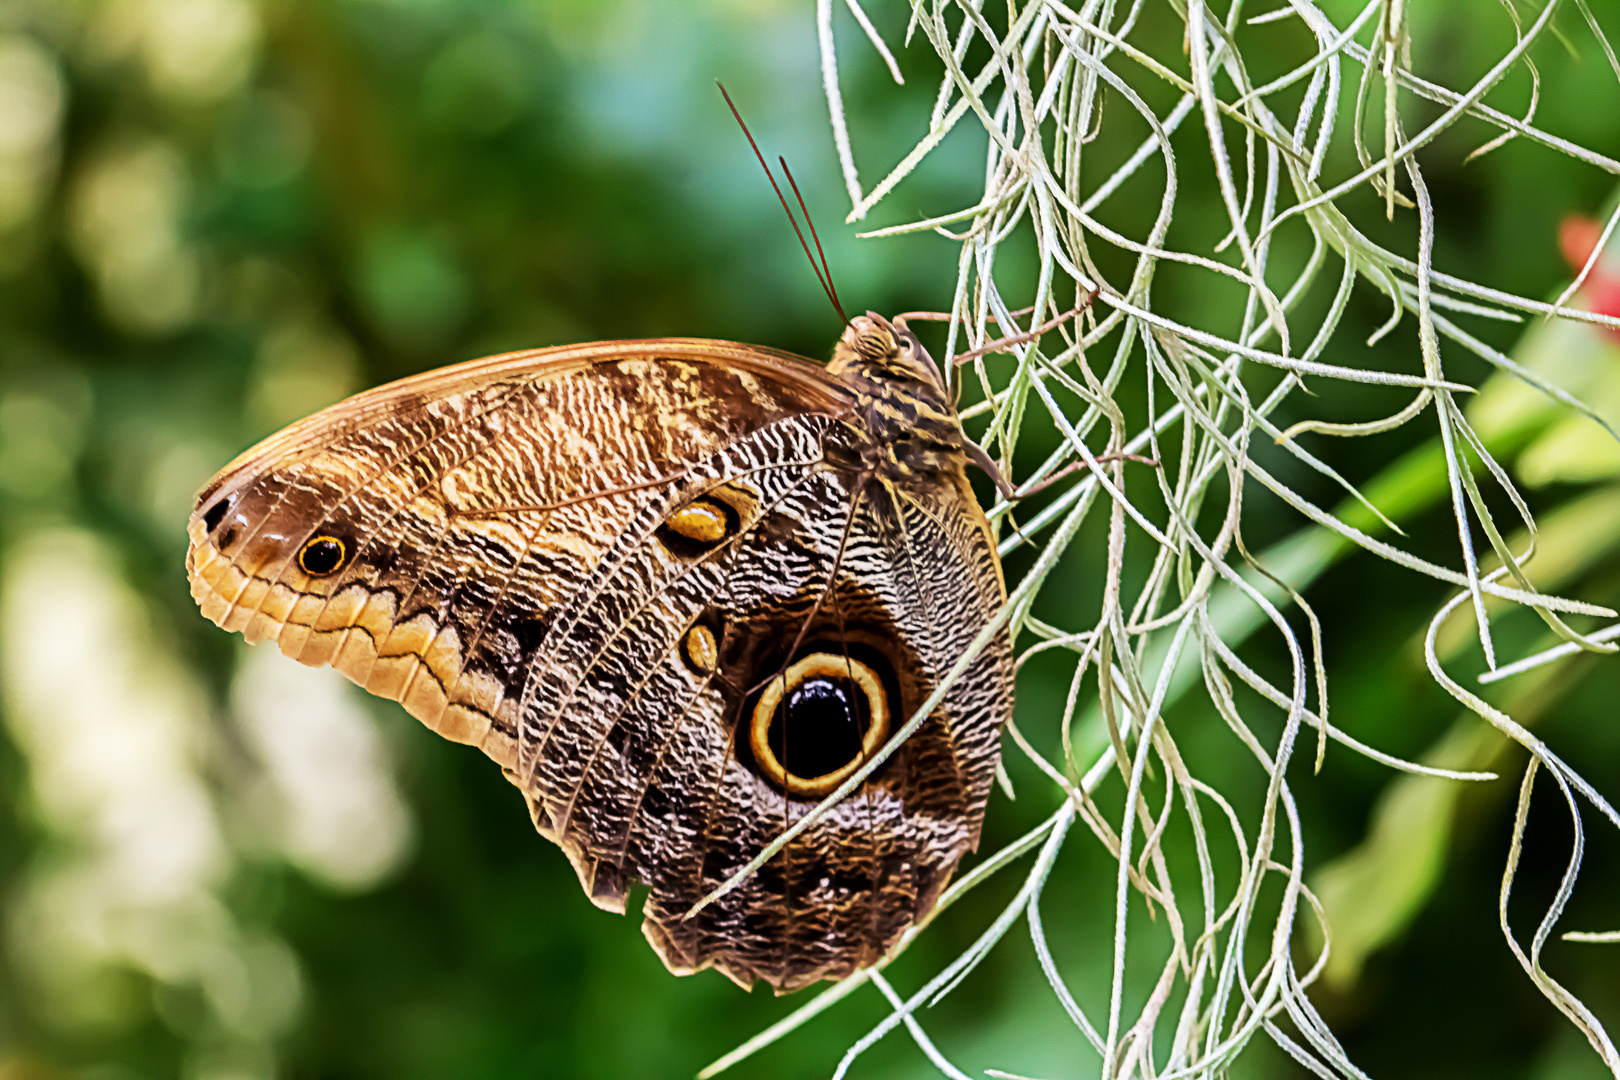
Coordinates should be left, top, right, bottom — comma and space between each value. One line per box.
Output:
224, 380, 529, 668
222, 381, 529, 639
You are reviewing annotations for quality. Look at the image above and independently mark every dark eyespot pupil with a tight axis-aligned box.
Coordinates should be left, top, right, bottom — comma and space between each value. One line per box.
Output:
202, 497, 230, 533
768, 676, 868, 781
300, 537, 345, 575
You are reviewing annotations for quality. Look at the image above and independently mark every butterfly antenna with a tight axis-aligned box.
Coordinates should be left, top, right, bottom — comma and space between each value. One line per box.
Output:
779, 155, 845, 322
717, 82, 848, 325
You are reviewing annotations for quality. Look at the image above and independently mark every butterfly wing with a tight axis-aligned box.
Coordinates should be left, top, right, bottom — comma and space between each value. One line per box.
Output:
187, 338, 1011, 991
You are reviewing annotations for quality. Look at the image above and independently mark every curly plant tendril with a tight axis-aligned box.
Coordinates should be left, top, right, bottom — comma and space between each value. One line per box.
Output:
702, 1, 1620, 1077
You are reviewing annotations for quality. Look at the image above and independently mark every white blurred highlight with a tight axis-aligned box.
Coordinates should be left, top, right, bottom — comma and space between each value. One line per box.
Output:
68, 138, 200, 334
0, 35, 64, 232
93, 0, 260, 103
1, 529, 300, 1041
232, 646, 413, 891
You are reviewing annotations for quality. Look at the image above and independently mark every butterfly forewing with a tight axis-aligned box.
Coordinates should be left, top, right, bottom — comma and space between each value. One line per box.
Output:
190, 342, 845, 762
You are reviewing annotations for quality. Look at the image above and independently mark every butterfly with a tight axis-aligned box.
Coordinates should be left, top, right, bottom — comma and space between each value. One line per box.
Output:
186, 311, 1014, 992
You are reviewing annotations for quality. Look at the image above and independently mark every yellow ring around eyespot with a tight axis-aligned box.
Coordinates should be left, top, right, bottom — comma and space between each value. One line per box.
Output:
666, 501, 729, 543
750, 653, 890, 799
297, 534, 346, 576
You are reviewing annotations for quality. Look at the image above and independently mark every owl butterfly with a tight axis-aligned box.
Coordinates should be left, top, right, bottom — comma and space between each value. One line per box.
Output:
188, 106, 1012, 993
187, 315, 1013, 991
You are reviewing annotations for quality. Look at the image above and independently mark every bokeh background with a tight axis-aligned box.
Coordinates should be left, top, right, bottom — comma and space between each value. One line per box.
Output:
2, 1, 1619, 1078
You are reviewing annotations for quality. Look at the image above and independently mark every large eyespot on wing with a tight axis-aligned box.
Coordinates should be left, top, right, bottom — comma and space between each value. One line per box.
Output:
745, 651, 892, 799
185, 341, 853, 776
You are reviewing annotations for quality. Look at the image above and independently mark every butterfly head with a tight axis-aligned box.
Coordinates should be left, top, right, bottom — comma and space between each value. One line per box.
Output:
825, 312, 973, 490
832, 312, 947, 396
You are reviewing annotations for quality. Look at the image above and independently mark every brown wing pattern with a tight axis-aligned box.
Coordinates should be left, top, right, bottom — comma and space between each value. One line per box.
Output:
623, 468, 1012, 989
186, 337, 1012, 992
189, 342, 845, 762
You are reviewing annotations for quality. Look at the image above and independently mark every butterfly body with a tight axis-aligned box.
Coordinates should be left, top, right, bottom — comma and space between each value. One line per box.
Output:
188, 314, 1012, 991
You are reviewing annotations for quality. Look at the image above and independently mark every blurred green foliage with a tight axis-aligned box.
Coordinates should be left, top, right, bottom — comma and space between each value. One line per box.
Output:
1, 1, 1618, 1078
